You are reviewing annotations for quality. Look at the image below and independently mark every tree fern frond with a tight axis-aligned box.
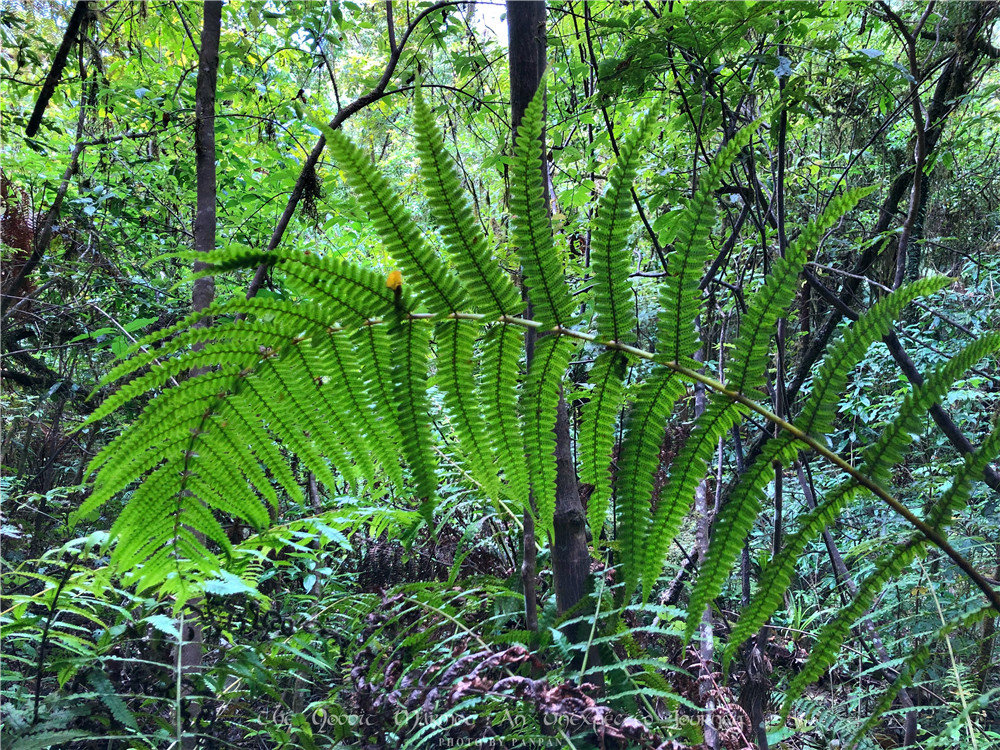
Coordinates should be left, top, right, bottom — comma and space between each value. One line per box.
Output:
388, 316, 438, 517
615, 367, 686, 600
413, 86, 521, 319
924, 421, 1000, 530
107, 465, 189, 564
317, 120, 467, 315
643, 399, 743, 599
255, 351, 357, 489
509, 84, 575, 329
322, 329, 404, 488
353, 323, 402, 442
577, 105, 665, 544
91, 249, 403, 416
277, 251, 399, 325
241, 362, 344, 494
639, 188, 875, 599
123, 530, 221, 596
726, 186, 876, 396
722, 477, 856, 666
90, 325, 303, 426
685, 276, 953, 642
79, 369, 238, 508
683, 435, 798, 640
285, 342, 377, 487
727, 332, 1000, 660
860, 330, 1000, 488
481, 323, 529, 508
657, 124, 757, 366
795, 275, 952, 441
580, 350, 628, 541
434, 319, 505, 501
75, 78, 996, 652
199, 245, 399, 326
98, 315, 300, 394
783, 419, 1000, 708
201, 415, 279, 520
784, 540, 924, 709
223, 396, 303, 507
591, 102, 660, 343
520, 334, 577, 539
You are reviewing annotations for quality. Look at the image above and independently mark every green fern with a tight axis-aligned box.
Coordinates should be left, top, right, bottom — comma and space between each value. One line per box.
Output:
614, 368, 685, 600
684, 275, 954, 641
509, 83, 575, 330
324, 328, 405, 488
727, 331, 1000, 662
590, 102, 659, 345
412, 86, 522, 319
72, 88, 995, 654
434, 318, 505, 502
656, 124, 757, 367
615, 124, 757, 600
388, 313, 437, 519
579, 102, 659, 541
479, 323, 529, 508
580, 350, 628, 540
520, 334, 577, 539
316, 119, 468, 314
642, 187, 876, 599
782, 414, 1000, 709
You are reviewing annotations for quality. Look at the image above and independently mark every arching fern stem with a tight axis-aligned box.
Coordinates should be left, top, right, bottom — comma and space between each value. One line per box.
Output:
330, 307, 1000, 612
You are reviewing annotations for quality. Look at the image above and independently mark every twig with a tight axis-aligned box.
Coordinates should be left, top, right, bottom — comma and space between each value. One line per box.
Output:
243, 2, 461, 301
25, 2, 89, 137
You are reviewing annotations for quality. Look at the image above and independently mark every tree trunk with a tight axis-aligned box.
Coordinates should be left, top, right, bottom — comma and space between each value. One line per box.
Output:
975, 544, 1000, 693
693, 373, 719, 749
25, 1, 89, 137
507, 0, 546, 634
178, 3, 221, 746
507, 1, 594, 655
192, 1, 220, 315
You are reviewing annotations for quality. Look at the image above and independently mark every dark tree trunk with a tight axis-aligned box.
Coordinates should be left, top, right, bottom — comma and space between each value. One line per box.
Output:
551, 396, 591, 624
975, 543, 1000, 693
25, 1, 89, 137
692, 368, 720, 749
507, 2, 546, 139
179, 3, 221, 746
507, 0, 545, 634
507, 1, 594, 650
192, 1, 221, 315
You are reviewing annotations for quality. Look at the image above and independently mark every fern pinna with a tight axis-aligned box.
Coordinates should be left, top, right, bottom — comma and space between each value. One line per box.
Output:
77, 80, 999, 684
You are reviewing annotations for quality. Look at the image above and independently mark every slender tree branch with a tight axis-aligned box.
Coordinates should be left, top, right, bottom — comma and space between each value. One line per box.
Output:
25, 1, 89, 137
243, 1, 460, 301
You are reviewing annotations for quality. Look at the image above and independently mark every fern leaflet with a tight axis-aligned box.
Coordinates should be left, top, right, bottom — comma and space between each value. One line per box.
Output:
413, 86, 521, 319
318, 120, 467, 315
520, 334, 577, 539
509, 83, 575, 329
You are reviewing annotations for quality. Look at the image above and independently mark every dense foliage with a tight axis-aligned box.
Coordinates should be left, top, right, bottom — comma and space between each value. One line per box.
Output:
2, 2, 999, 749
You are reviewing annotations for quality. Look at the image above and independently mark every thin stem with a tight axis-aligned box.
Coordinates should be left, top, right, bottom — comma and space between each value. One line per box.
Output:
31, 552, 80, 725
917, 557, 977, 750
